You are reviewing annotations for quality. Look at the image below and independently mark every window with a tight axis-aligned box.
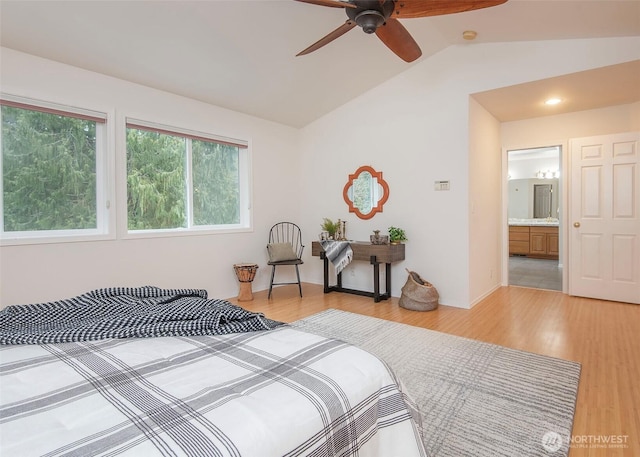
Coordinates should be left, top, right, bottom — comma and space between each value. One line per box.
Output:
126, 119, 250, 233
1, 96, 109, 243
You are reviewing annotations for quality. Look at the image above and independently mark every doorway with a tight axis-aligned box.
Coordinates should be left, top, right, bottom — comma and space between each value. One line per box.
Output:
507, 146, 562, 291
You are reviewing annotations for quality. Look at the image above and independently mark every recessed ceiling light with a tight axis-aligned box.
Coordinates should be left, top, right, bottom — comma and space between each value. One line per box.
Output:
545, 98, 562, 105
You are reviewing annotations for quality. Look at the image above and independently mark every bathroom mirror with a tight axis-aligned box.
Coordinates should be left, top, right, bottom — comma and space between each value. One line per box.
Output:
343, 165, 389, 220
508, 178, 559, 219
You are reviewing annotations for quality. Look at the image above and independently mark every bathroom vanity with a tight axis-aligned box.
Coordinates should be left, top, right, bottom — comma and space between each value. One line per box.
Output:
508, 219, 559, 259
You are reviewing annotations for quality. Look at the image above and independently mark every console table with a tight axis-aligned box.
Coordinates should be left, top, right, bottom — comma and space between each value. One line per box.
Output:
311, 241, 405, 302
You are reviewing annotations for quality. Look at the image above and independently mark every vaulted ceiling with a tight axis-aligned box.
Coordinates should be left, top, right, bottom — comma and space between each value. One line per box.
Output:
1, 0, 639, 127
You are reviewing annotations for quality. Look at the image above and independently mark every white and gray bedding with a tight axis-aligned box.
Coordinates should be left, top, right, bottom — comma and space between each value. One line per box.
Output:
0, 289, 426, 456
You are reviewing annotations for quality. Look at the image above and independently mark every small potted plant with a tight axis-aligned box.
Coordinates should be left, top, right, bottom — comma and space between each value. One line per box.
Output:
321, 218, 340, 240
388, 226, 407, 244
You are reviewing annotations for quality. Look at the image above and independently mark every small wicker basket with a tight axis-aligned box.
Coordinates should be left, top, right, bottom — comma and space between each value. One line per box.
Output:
399, 269, 439, 311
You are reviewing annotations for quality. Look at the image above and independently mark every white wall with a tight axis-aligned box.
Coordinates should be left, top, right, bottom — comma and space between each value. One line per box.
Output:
298, 37, 640, 308
502, 102, 640, 147
0, 48, 300, 306
508, 156, 560, 181
468, 98, 502, 305
2, 37, 639, 308
299, 60, 475, 308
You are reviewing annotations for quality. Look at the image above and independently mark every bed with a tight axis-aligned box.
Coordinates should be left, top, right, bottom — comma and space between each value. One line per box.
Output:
0, 287, 426, 457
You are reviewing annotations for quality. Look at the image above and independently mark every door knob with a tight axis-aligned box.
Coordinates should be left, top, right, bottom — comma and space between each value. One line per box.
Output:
573, 222, 581, 228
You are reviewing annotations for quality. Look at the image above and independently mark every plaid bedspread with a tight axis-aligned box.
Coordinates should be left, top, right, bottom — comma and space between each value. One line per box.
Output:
0, 286, 282, 345
0, 327, 427, 457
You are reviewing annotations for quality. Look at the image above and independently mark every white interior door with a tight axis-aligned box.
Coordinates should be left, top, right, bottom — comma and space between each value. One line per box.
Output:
569, 132, 640, 304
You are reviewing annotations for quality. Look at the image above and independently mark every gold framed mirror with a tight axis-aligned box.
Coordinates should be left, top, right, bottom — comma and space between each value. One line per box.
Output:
343, 165, 389, 220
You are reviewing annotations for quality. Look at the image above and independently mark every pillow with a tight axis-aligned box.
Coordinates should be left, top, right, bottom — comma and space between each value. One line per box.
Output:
267, 242, 298, 262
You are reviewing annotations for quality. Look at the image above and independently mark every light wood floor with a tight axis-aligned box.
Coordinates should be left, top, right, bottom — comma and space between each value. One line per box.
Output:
229, 283, 639, 457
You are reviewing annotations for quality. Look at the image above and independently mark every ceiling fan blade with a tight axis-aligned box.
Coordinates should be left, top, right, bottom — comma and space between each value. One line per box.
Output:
295, 0, 357, 9
391, 0, 508, 19
375, 18, 422, 62
297, 20, 357, 56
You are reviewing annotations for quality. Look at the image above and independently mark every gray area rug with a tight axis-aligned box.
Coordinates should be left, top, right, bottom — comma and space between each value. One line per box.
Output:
290, 309, 581, 457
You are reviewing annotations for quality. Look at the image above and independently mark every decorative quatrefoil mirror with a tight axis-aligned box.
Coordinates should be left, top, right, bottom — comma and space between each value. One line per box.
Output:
343, 165, 389, 220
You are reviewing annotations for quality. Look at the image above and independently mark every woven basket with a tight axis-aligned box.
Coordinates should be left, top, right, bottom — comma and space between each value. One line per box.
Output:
399, 269, 439, 311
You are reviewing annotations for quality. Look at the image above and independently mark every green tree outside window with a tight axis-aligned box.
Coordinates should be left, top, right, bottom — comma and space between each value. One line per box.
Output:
126, 127, 241, 230
1, 105, 97, 232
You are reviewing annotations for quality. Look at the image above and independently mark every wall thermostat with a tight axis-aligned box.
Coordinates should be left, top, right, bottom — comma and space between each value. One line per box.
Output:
434, 181, 450, 191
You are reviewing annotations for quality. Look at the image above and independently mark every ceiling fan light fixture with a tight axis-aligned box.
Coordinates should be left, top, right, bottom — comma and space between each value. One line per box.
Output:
355, 10, 385, 34
295, 0, 507, 61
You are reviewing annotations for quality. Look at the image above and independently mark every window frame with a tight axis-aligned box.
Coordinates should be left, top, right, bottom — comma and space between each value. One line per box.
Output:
0, 94, 114, 246
123, 118, 252, 239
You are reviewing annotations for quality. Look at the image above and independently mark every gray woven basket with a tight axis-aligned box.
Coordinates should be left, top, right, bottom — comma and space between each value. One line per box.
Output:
399, 269, 439, 311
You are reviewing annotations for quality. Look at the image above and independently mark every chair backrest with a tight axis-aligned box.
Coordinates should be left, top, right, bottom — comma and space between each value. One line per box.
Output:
268, 222, 304, 258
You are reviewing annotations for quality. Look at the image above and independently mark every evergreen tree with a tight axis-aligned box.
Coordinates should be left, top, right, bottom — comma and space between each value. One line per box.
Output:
127, 129, 241, 229
192, 139, 240, 226
126, 129, 186, 230
1, 106, 97, 231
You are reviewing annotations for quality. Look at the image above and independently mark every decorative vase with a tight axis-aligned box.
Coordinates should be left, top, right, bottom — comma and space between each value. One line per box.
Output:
370, 230, 388, 245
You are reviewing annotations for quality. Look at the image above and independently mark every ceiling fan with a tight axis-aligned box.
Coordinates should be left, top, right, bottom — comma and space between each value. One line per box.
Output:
295, 0, 508, 62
